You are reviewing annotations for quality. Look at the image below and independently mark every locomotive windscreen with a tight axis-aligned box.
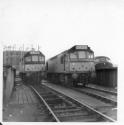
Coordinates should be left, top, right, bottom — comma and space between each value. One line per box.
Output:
25, 56, 31, 62
70, 52, 77, 59
32, 55, 38, 61
78, 51, 86, 58
39, 56, 45, 62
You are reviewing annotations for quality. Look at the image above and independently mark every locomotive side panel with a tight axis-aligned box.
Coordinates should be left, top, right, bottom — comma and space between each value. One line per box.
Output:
47, 60, 55, 72
47, 54, 65, 73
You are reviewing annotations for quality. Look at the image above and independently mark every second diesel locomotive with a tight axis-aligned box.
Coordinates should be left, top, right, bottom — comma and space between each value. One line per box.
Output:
20, 49, 45, 85
46, 45, 96, 87
95, 56, 113, 69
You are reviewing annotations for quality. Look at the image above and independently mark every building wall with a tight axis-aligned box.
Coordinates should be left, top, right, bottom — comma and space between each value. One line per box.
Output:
3, 51, 27, 71
3, 66, 16, 104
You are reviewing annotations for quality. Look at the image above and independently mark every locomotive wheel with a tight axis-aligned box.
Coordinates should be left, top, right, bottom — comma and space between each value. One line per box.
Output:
83, 83, 86, 87
73, 81, 77, 87
68, 75, 73, 87
54, 74, 59, 84
59, 74, 65, 84
64, 75, 68, 85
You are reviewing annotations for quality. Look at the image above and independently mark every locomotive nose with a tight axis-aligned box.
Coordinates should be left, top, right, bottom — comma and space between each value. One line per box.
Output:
72, 73, 78, 79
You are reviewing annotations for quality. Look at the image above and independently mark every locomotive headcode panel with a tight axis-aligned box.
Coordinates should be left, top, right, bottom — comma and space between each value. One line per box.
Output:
47, 45, 96, 87
75, 45, 88, 50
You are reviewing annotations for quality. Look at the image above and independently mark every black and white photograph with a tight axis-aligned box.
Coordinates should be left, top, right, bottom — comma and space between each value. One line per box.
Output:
0, 0, 123, 123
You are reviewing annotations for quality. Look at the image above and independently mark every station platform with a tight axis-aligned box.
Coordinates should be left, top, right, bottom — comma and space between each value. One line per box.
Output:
3, 84, 46, 122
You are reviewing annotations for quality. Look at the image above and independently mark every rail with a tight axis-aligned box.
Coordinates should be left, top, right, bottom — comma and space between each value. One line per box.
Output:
43, 84, 116, 122
31, 86, 60, 122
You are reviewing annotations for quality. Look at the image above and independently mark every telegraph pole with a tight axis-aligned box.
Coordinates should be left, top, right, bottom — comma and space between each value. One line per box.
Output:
10, 45, 12, 66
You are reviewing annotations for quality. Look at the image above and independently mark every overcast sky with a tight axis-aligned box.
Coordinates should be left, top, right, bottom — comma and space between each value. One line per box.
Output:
0, 0, 124, 64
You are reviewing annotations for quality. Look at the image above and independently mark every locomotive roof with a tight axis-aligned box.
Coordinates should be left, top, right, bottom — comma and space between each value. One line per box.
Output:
48, 45, 94, 61
95, 63, 114, 70
95, 56, 110, 60
69, 45, 94, 53
24, 50, 45, 57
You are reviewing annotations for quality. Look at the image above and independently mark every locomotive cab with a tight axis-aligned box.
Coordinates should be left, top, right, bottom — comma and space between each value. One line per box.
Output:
20, 49, 45, 85
66, 45, 95, 86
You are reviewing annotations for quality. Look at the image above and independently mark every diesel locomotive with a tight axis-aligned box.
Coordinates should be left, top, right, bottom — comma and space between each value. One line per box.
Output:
95, 56, 113, 69
46, 45, 96, 87
20, 49, 45, 85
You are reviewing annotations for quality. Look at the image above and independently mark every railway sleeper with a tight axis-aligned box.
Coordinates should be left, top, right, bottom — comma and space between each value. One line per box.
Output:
39, 114, 57, 122
58, 114, 105, 122
38, 92, 54, 96
77, 89, 117, 105
41, 94, 58, 98
33, 91, 52, 95
55, 110, 89, 117
95, 106, 116, 114
49, 105, 72, 109
54, 107, 83, 113
46, 101, 72, 106
37, 105, 49, 110
67, 117, 106, 122
43, 97, 62, 101
51, 105, 79, 110
38, 111, 49, 116
45, 96, 77, 107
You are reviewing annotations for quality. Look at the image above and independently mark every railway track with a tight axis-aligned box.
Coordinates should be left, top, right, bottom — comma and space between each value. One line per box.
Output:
31, 84, 115, 122
72, 86, 117, 106
87, 85, 117, 95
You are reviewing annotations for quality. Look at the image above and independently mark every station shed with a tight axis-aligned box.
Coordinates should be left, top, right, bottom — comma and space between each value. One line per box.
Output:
95, 66, 117, 88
